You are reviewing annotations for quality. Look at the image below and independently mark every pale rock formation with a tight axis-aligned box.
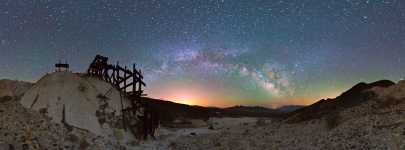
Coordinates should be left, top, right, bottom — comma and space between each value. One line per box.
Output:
20, 72, 132, 136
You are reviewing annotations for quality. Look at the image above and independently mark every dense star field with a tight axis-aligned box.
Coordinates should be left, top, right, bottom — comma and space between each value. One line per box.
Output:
1, 0, 404, 107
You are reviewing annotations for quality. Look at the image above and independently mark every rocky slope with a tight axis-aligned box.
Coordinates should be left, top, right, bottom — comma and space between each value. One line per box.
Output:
0, 79, 33, 99
286, 80, 395, 123
170, 80, 405, 149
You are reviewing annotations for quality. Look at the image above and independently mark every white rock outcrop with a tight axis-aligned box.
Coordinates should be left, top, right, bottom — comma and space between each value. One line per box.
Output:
20, 72, 131, 136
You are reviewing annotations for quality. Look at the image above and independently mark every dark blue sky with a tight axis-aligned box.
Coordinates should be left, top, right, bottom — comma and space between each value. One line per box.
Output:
1, 0, 405, 107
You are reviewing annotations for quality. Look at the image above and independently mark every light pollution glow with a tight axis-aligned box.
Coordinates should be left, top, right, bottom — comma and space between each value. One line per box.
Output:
148, 83, 342, 108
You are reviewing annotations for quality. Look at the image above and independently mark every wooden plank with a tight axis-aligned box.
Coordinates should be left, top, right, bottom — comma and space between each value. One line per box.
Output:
133, 64, 136, 93
133, 70, 143, 79
139, 80, 146, 86
117, 66, 133, 75
116, 76, 132, 85
133, 77, 146, 86
117, 76, 124, 81
120, 82, 133, 91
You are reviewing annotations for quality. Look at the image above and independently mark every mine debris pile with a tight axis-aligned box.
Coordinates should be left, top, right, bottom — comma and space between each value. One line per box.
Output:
87, 54, 158, 140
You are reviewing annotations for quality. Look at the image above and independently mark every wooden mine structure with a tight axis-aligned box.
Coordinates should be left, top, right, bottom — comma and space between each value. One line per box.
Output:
87, 55, 157, 140
55, 61, 69, 72
87, 55, 146, 96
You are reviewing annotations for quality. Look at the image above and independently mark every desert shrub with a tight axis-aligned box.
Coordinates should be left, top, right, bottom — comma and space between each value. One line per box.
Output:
78, 83, 87, 92
79, 139, 90, 150
96, 94, 108, 100
378, 97, 403, 109
39, 108, 48, 115
243, 129, 250, 135
255, 118, 267, 127
66, 134, 79, 143
113, 128, 124, 141
214, 142, 221, 147
325, 113, 341, 130
0, 96, 13, 103
168, 142, 177, 149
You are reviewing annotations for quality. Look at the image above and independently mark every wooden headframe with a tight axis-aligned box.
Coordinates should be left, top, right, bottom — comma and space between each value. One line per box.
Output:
87, 54, 146, 97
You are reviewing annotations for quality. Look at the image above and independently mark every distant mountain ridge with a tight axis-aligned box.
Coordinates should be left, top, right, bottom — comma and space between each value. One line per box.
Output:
224, 105, 304, 113
286, 80, 396, 123
276, 105, 304, 112
141, 98, 291, 124
224, 105, 276, 113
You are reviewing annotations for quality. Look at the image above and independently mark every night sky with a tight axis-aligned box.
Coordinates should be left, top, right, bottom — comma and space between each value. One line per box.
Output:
1, 0, 405, 107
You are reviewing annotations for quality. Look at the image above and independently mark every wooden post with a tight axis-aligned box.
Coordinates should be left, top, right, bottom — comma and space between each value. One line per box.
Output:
138, 69, 142, 96
116, 61, 120, 88
124, 66, 127, 94
133, 64, 136, 95
120, 91, 126, 130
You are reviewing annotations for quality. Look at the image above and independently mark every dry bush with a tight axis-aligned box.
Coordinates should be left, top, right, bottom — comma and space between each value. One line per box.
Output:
66, 134, 79, 143
255, 118, 267, 127
96, 94, 108, 100
78, 83, 87, 92
378, 97, 403, 109
0, 96, 13, 103
208, 125, 214, 130
79, 139, 90, 150
168, 142, 177, 149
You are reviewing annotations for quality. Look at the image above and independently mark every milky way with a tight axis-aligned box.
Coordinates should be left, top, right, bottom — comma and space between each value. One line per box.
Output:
1, 0, 405, 107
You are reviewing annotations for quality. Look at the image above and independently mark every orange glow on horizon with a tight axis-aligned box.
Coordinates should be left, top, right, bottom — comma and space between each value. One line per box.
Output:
149, 91, 343, 108
168, 94, 199, 106
148, 83, 344, 108
150, 85, 209, 106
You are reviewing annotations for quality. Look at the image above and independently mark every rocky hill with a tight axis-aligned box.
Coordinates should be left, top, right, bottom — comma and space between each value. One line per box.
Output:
276, 105, 304, 113
170, 80, 405, 149
286, 80, 395, 123
0, 79, 33, 99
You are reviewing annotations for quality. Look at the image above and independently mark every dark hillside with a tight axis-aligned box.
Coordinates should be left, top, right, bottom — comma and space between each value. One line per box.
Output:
286, 80, 395, 123
140, 97, 284, 124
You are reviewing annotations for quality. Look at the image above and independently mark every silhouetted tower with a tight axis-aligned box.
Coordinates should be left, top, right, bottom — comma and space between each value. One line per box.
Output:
55, 60, 69, 72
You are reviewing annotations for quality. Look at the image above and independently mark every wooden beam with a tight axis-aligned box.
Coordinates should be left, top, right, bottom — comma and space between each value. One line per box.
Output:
120, 82, 133, 91
117, 66, 133, 75
123, 66, 127, 93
